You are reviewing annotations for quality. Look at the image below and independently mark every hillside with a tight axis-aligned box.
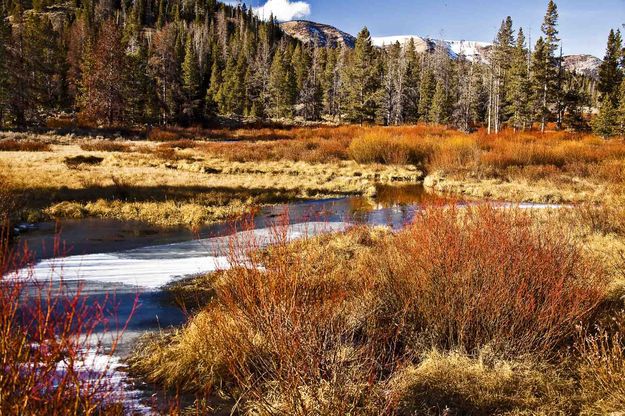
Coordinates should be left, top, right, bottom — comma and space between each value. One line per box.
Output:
280, 20, 356, 48
563, 54, 603, 79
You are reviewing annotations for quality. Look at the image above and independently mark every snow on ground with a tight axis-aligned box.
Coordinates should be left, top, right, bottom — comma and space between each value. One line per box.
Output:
28, 222, 349, 289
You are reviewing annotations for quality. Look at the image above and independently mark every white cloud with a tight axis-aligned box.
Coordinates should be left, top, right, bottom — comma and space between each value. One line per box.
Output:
253, 0, 311, 22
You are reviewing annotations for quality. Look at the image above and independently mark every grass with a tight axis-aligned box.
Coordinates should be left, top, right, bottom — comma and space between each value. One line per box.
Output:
129, 206, 616, 414
0, 138, 422, 226
0, 139, 51, 152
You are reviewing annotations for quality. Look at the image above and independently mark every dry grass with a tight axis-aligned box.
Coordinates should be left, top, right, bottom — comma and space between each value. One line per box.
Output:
389, 349, 576, 415
129, 207, 609, 414
80, 141, 132, 152
0, 140, 422, 226
0, 139, 51, 152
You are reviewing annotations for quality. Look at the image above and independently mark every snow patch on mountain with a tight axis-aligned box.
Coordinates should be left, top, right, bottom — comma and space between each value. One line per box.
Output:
372, 35, 491, 62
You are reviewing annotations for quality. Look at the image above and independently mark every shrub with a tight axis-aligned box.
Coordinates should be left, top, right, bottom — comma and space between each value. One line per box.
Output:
130, 209, 606, 413
372, 205, 606, 356
389, 349, 575, 416
577, 312, 625, 414
80, 141, 131, 152
64, 155, 104, 168
0, 139, 50, 152
348, 131, 434, 165
0, 226, 134, 414
576, 203, 625, 236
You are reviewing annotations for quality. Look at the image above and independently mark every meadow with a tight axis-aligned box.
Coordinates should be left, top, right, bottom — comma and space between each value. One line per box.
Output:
2, 124, 625, 414
2, 124, 624, 227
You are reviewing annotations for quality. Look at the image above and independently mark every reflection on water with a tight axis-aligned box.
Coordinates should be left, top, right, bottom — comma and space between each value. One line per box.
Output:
19, 184, 431, 262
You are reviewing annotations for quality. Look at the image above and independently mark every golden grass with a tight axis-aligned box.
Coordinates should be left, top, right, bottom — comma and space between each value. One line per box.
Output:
389, 349, 576, 415
129, 207, 615, 414
0, 140, 422, 226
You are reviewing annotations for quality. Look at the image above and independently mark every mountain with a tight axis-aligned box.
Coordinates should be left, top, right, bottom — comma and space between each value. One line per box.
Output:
373, 36, 492, 62
280, 21, 602, 78
563, 55, 603, 79
280, 20, 356, 48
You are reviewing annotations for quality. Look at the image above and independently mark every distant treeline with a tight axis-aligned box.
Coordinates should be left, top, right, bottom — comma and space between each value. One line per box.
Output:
0, 0, 622, 134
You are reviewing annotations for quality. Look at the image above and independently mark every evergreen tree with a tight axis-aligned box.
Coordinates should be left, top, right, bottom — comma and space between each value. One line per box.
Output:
344, 27, 379, 124
489, 16, 514, 133
182, 32, 201, 119
617, 80, 625, 135
534, 0, 560, 132
592, 96, 618, 138
598, 29, 623, 105
0, 11, 11, 126
418, 66, 435, 122
507, 27, 532, 131
268, 47, 294, 118
79, 18, 127, 126
429, 79, 449, 124
403, 38, 421, 123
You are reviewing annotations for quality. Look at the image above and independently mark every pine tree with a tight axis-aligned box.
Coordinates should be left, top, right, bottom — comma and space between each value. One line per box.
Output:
182, 32, 201, 119
148, 23, 182, 123
0, 10, 11, 126
205, 57, 222, 118
418, 66, 435, 122
79, 18, 127, 126
403, 38, 421, 123
344, 27, 380, 124
489, 16, 514, 133
598, 29, 623, 105
592, 96, 618, 138
268, 47, 294, 118
429, 79, 449, 124
617, 80, 625, 135
507, 27, 532, 131
534, 0, 560, 132
532, 37, 550, 132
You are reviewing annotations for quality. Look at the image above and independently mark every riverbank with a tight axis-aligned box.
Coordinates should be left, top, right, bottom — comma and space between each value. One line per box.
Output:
127, 205, 625, 415
0, 135, 423, 227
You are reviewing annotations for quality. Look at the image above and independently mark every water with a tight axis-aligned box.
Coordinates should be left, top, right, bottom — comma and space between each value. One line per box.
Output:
12, 185, 563, 411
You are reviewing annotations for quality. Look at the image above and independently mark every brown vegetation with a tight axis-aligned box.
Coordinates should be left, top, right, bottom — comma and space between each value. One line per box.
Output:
130, 206, 617, 415
0, 139, 51, 152
0, 228, 133, 415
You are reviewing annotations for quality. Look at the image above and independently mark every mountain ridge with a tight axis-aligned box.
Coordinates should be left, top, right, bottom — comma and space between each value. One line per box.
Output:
280, 20, 602, 78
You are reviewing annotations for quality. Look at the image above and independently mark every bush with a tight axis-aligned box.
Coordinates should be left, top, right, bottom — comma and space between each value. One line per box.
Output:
577, 312, 625, 414
348, 131, 434, 165
0, 227, 133, 414
130, 209, 606, 413
373, 205, 606, 356
64, 155, 104, 168
0, 139, 50, 152
80, 141, 131, 152
390, 349, 575, 416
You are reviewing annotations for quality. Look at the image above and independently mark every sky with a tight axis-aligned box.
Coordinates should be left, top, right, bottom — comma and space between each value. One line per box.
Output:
243, 0, 625, 57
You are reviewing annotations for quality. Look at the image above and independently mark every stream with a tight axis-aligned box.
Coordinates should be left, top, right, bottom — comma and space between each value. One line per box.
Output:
11, 185, 564, 412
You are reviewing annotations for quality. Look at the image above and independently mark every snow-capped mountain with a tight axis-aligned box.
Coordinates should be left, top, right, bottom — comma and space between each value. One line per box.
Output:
280, 20, 356, 48
372, 35, 491, 62
281, 21, 602, 78
562, 55, 603, 79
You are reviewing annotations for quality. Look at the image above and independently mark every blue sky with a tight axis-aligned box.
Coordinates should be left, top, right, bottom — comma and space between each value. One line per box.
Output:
245, 0, 624, 57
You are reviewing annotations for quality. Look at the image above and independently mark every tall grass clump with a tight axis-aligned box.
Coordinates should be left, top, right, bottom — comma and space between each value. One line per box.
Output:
0, 139, 50, 152
376, 205, 605, 356
0, 227, 134, 414
348, 130, 435, 165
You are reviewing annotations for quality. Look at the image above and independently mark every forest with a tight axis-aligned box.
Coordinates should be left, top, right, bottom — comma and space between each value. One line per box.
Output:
0, 0, 623, 136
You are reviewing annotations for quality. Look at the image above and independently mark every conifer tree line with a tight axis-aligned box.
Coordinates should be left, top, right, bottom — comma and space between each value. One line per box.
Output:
0, 0, 618, 134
